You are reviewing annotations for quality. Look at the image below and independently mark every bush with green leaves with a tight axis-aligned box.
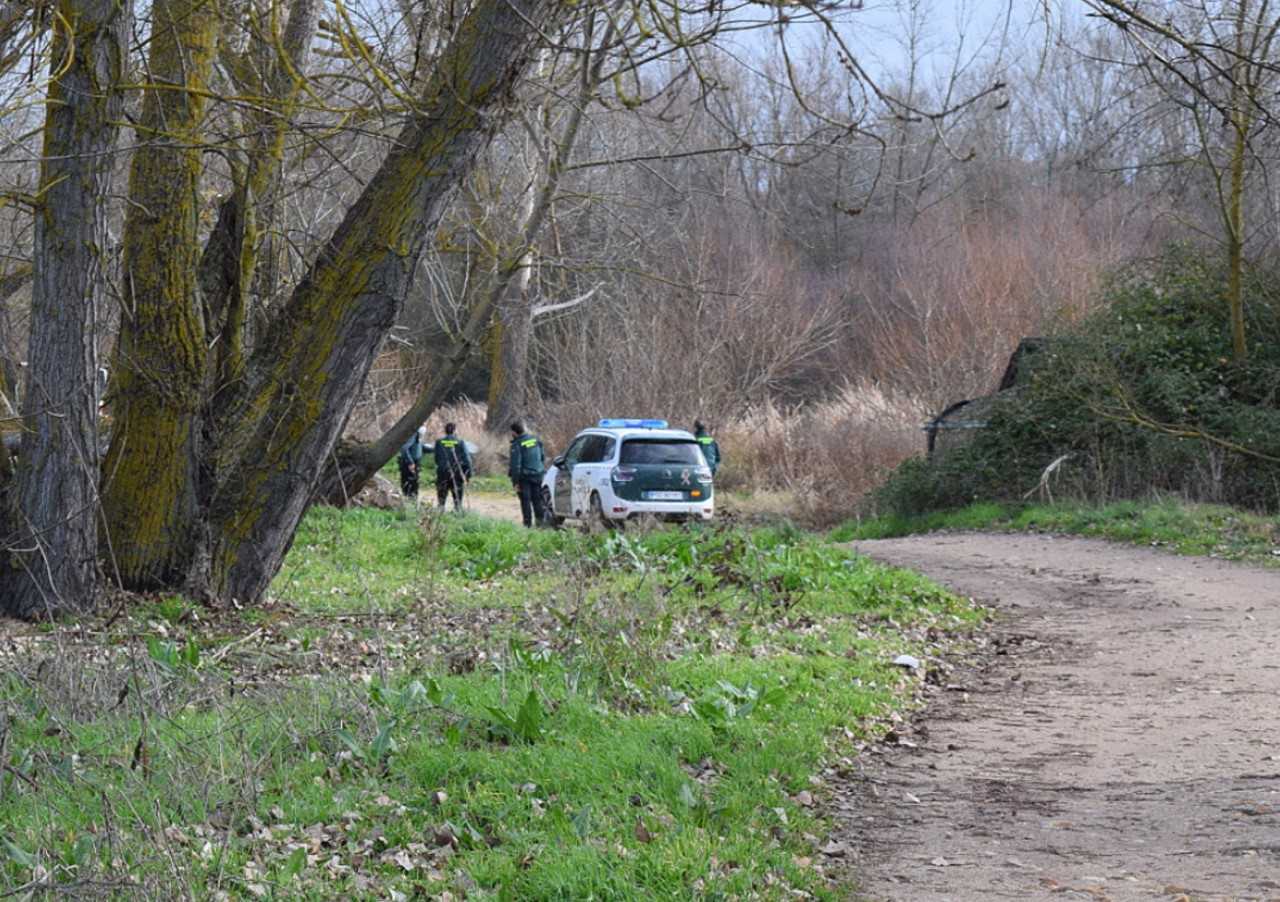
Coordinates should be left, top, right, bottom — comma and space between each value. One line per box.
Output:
873, 248, 1280, 516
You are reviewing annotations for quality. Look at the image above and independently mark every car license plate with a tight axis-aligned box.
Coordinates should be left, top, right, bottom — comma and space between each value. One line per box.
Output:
643, 491, 684, 501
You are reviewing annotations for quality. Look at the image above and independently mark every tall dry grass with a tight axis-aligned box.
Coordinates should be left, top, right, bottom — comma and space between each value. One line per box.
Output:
713, 383, 926, 524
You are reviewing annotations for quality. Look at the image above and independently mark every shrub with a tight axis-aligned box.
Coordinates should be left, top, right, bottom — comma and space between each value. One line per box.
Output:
873, 248, 1280, 516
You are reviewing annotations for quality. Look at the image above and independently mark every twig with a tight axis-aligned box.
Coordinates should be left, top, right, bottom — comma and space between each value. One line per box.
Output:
207, 628, 264, 666
2, 762, 38, 790
1023, 454, 1073, 504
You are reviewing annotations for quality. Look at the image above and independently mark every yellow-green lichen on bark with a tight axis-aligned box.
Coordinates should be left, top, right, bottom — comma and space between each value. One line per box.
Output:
203, 0, 558, 603
100, 0, 220, 586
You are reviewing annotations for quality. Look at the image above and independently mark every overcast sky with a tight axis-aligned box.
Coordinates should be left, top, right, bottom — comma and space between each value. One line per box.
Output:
728, 0, 1058, 86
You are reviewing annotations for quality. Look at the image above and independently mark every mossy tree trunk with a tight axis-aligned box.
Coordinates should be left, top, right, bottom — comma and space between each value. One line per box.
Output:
0, 0, 129, 618
5, 0, 558, 613
200, 0, 320, 374
316, 32, 604, 503
98, 0, 220, 589
195, 0, 558, 602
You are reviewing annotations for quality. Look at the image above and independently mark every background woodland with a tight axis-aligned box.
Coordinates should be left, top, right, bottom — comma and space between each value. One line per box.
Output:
2, 0, 1278, 614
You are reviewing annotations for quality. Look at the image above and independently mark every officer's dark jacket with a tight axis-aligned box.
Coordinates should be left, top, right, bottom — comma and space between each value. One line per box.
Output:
434, 435, 473, 477
399, 436, 424, 468
508, 433, 545, 480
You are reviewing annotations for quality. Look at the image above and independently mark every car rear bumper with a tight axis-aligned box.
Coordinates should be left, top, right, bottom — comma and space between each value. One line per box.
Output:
605, 500, 714, 521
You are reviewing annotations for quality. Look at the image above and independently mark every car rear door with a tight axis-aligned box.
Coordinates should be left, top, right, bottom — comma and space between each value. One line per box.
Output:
617, 438, 711, 503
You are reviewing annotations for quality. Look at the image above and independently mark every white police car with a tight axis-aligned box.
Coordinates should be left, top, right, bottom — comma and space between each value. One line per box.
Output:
541, 419, 714, 525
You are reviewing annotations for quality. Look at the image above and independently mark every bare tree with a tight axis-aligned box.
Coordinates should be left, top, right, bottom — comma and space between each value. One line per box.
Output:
1079, 0, 1280, 362
2, 0, 562, 613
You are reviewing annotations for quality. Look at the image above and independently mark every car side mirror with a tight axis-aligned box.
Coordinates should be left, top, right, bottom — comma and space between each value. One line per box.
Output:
553, 455, 566, 467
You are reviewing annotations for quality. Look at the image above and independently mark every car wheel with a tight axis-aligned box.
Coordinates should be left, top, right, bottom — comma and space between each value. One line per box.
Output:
541, 486, 564, 527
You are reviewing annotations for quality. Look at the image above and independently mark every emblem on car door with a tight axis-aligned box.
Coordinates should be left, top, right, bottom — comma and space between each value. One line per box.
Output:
681, 469, 691, 485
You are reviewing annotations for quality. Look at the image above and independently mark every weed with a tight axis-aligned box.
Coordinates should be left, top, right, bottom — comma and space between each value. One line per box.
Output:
151, 594, 194, 626
145, 635, 201, 674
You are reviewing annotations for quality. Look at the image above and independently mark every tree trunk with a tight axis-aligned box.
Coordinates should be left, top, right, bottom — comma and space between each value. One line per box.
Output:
484, 273, 535, 431
1225, 12, 1251, 365
203, 0, 320, 368
484, 112, 542, 434
316, 55, 596, 503
0, 265, 31, 396
99, 0, 220, 589
198, 0, 558, 603
0, 0, 129, 618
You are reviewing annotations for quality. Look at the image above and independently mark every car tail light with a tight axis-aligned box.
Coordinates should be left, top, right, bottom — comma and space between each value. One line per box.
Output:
612, 466, 637, 483
696, 467, 713, 484
691, 490, 702, 498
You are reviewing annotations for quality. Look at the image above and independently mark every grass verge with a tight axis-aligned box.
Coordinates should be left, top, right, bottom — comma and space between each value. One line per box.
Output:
1, 510, 977, 899
833, 499, 1280, 564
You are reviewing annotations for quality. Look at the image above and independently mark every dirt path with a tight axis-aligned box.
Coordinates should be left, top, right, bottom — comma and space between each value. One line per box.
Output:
462, 490, 524, 524
840, 533, 1280, 902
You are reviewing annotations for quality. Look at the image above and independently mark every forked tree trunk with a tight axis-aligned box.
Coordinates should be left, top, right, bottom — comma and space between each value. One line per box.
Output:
316, 60, 594, 504
99, 0, 219, 588
0, 0, 129, 618
196, 0, 558, 602
5, 0, 559, 614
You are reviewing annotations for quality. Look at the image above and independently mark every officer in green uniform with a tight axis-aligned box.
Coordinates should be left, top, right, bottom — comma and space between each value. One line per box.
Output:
433, 422, 473, 511
398, 426, 427, 502
508, 420, 547, 527
694, 420, 721, 475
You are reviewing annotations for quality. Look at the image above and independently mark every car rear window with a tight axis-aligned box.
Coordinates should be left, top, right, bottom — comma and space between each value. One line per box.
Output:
619, 439, 703, 465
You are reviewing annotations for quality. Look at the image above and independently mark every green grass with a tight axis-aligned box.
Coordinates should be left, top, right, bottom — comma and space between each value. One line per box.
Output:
1, 509, 978, 899
834, 499, 1280, 563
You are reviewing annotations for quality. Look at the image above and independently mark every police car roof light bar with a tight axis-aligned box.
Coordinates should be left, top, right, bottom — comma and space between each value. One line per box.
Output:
598, 418, 668, 429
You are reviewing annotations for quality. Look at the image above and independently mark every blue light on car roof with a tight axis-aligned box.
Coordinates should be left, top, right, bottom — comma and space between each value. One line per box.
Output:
598, 418, 668, 429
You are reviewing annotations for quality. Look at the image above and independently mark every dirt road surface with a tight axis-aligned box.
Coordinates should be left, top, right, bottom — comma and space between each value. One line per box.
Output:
461, 491, 524, 524
841, 533, 1280, 902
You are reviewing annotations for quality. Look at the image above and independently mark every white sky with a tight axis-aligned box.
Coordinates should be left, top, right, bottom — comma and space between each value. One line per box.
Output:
730, 0, 1055, 87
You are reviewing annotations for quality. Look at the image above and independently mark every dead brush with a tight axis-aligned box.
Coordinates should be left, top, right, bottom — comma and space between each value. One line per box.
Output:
714, 384, 926, 526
